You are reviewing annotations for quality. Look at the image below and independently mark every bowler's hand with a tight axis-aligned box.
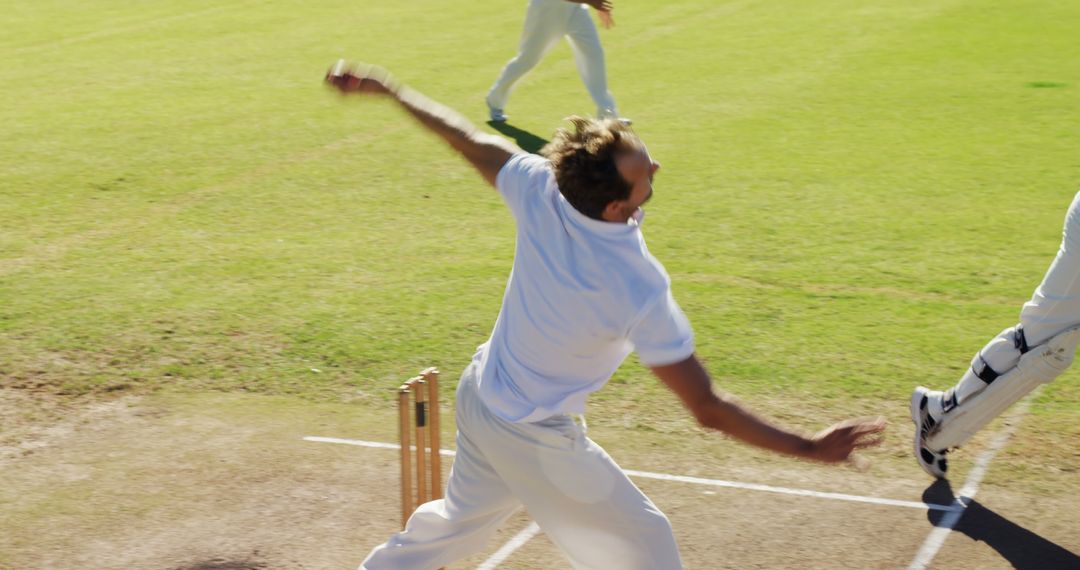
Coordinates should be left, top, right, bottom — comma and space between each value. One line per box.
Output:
597, 9, 614, 29
806, 417, 886, 463
324, 60, 398, 96
586, 0, 613, 11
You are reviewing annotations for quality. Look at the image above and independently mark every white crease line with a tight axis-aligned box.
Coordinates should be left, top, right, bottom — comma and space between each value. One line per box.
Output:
304, 436, 457, 455
475, 521, 541, 570
303, 436, 956, 512
621, 469, 955, 511
906, 395, 1035, 570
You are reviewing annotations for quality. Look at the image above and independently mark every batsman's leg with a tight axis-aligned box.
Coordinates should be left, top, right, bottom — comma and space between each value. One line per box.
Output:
912, 191, 1080, 477
925, 324, 1080, 452
1017, 190, 1080, 346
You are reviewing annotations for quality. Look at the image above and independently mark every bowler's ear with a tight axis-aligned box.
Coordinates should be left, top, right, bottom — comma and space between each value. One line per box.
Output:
601, 199, 629, 222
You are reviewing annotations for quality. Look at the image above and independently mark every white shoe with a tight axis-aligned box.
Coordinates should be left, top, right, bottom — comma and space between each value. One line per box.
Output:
911, 387, 949, 479
598, 109, 632, 125
487, 99, 508, 123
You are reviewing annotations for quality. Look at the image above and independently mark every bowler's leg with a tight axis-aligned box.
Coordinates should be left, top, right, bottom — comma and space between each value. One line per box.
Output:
360, 370, 520, 569
476, 414, 682, 569
523, 437, 681, 569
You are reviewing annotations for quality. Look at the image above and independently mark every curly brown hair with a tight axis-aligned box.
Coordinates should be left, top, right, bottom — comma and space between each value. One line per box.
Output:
541, 117, 642, 220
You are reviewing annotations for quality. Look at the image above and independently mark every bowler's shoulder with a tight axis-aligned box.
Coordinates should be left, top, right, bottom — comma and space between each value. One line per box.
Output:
497, 153, 554, 192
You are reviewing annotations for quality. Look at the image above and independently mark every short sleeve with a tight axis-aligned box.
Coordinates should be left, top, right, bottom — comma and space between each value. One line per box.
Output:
628, 289, 695, 366
495, 153, 552, 220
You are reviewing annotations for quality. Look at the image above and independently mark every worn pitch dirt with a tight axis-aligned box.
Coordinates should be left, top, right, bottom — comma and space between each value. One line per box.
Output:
1, 389, 1076, 570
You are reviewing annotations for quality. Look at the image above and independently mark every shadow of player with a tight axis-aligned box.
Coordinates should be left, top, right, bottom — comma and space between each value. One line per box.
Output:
922, 479, 1078, 569
486, 121, 550, 154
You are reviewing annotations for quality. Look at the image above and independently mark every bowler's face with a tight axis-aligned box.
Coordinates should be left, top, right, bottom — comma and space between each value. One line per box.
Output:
613, 145, 660, 220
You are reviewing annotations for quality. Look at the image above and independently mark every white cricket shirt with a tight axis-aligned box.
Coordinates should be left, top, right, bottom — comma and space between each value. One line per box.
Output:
475, 153, 695, 422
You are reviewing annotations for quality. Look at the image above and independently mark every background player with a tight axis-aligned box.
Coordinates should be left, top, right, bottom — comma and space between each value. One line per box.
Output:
486, 0, 628, 124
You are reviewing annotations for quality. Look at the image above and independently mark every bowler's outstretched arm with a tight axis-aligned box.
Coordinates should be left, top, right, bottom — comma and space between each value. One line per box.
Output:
651, 355, 886, 463
325, 62, 521, 187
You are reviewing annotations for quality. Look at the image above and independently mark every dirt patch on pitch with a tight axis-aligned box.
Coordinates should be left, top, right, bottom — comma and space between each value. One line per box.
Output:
170, 555, 269, 570
0, 389, 376, 569
1, 389, 1076, 570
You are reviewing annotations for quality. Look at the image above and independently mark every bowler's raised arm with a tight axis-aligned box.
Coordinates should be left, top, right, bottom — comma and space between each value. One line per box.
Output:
325, 61, 522, 187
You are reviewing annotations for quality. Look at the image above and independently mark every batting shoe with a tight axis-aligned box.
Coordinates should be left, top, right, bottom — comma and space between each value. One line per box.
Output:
911, 386, 949, 479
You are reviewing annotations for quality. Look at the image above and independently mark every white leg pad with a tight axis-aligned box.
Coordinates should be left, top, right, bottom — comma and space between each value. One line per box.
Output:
927, 324, 1080, 450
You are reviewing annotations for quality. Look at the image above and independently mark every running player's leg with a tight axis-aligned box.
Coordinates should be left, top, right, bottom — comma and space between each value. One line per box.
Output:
564, 4, 618, 118
487, 0, 570, 115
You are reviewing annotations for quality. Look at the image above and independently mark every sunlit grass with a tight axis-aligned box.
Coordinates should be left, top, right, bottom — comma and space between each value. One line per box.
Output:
1, 0, 1077, 485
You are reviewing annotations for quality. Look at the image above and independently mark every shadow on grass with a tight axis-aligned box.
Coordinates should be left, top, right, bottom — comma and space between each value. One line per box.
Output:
922, 480, 1079, 569
486, 121, 550, 154
1026, 81, 1068, 88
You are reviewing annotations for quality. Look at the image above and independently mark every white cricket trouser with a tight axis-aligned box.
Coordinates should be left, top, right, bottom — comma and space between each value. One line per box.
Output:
1018, 191, 1080, 345
976, 192, 1080, 372
360, 363, 682, 570
948, 191, 1080, 406
487, 0, 618, 114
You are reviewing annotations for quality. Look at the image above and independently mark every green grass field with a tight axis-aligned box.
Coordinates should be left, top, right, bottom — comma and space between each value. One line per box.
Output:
2, 0, 1078, 489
